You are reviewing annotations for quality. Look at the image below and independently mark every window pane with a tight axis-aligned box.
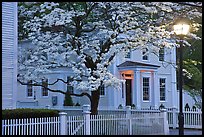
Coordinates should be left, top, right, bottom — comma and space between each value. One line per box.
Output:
125, 51, 131, 58
67, 77, 74, 93
142, 48, 148, 60
159, 47, 164, 61
99, 85, 105, 95
27, 80, 32, 97
160, 78, 166, 101
143, 77, 149, 101
122, 82, 124, 98
42, 79, 48, 96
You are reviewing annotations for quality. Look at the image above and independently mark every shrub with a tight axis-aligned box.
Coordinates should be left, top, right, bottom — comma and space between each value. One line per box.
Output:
75, 102, 80, 106
118, 104, 123, 109
63, 93, 74, 106
2, 108, 59, 119
131, 104, 136, 109
159, 104, 165, 110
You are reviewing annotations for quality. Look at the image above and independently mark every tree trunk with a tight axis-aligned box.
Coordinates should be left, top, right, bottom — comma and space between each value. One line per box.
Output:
90, 88, 100, 115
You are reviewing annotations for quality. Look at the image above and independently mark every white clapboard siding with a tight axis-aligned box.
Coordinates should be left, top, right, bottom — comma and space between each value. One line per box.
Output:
2, 2, 18, 109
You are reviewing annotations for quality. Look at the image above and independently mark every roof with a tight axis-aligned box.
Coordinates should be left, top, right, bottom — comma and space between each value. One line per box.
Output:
117, 61, 160, 68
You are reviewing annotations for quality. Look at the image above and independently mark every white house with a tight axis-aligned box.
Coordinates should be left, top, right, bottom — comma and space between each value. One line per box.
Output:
2, 2, 18, 109
17, 40, 183, 109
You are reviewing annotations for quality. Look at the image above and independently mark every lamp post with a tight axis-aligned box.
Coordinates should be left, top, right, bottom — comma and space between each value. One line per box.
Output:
173, 21, 190, 135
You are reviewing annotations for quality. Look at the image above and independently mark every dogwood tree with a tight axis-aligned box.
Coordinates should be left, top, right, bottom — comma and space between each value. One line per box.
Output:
18, 2, 202, 114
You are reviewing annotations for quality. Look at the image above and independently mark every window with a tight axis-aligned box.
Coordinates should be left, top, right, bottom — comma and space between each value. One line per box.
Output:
27, 80, 33, 97
142, 48, 148, 60
42, 79, 48, 97
159, 47, 165, 61
125, 51, 131, 58
99, 85, 105, 96
121, 82, 124, 98
67, 77, 74, 93
143, 77, 150, 101
160, 78, 166, 101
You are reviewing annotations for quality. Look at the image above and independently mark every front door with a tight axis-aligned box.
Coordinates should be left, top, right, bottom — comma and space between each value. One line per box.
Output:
126, 79, 132, 106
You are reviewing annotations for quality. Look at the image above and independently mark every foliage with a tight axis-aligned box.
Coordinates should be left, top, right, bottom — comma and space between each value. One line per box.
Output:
182, 17, 202, 109
17, 2, 202, 114
118, 104, 123, 109
75, 102, 81, 106
159, 104, 165, 109
63, 93, 74, 106
2, 108, 59, 119
131, 104, 136, 109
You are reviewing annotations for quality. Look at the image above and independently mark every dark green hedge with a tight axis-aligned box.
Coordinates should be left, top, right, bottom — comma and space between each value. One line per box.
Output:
2, 108, 59, 119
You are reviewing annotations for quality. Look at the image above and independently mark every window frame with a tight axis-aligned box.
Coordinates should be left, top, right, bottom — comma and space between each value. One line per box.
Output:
142, 48, 149, 61
67, 76, 74, 93
159, 78, 166, 101
159, 47, 165, 61
121, 82, 124, 98
142, 77, 150, 101
27, 80, 33, 98
41, 78, 49, 97
125, 50, 131, 59
99, 85, 105, 96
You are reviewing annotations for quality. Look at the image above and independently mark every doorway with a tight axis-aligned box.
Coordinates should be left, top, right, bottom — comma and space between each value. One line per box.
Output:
125, 79, 132, 106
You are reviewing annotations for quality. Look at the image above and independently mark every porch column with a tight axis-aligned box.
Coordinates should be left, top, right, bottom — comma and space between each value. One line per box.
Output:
153, 71, 159, 108
134, 70, 141, 109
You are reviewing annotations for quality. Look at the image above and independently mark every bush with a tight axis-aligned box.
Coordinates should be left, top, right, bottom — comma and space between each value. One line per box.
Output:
2, 108, 59, 119
118, 104, 123, 109
75, 102, 80, 106
63, 93, 74, 106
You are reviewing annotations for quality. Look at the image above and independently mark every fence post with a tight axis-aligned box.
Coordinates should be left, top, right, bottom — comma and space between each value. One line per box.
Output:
82, 104, 91, 135
172, 107, 177, 129
59, 112, 67, 135
126, 106, 132, 135
160, 108, 169, 135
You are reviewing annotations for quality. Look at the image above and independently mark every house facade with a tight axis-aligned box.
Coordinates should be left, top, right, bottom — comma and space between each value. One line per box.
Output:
2, 2, 18, 109
101, 46, 178, 109
17, 40, 182, 109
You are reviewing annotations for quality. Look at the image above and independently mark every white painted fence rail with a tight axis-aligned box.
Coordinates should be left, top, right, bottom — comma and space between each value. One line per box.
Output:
65, 105, 169, 135
167, 107, 202, 129
2, 105, 169, 135
2, 117, 60, 135
3, 105, 201, 135
49, 106, 201, 130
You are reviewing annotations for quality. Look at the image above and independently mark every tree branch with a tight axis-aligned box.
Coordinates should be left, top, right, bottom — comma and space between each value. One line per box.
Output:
17, 79, 92, 101
48, 78, 69, 85
18, 79, 66, 94
176, 2, 202, 8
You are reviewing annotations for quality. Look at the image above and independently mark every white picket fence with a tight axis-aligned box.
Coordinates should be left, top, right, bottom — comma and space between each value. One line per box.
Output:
51, 106, 202, 129
2, 105, 202, 135
2, 105, 169, 135
2, 117, 60, 135
62, 105, 169, 135
167, 108, 202, 129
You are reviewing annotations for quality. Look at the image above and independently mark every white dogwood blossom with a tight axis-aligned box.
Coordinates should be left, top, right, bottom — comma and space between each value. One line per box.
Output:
18, 2, 202, 93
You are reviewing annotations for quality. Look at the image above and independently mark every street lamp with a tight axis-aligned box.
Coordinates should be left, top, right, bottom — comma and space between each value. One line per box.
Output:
173, 20, 190, 135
